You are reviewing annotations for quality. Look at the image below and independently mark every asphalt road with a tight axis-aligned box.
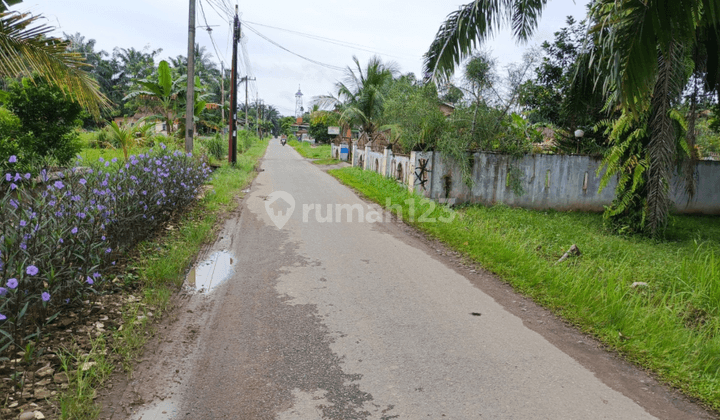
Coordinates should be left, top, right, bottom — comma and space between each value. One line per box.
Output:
121, 138, 713, 420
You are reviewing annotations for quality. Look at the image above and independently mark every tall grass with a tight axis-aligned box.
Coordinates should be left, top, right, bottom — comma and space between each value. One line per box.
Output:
288, 140, 332, 160
330, 166, 720, 410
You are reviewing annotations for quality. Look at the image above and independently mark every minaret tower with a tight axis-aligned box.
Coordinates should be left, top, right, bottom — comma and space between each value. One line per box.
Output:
295, 85, 304, 119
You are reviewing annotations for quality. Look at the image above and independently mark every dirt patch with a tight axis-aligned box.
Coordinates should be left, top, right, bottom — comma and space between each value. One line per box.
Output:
0, 286, 138, 420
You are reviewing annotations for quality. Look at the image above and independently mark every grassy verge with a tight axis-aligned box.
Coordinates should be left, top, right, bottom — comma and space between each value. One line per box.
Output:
288, 140, 332, 160
330, 166, 720, 411
59, 140, 268, 418
312, 158, 341, 165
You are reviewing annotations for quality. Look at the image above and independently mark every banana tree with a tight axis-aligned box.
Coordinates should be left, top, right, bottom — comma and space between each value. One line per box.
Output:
124, 60, 186, 135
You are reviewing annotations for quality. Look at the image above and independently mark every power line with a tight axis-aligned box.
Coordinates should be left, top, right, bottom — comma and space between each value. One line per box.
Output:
242, 20, 418, 60
241, 24, 345, 72
203, 0, 231, 23
198, 0, 228, 66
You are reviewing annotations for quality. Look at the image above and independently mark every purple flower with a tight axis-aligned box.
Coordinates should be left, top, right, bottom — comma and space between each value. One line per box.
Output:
79, 178, 87, 185
86, 277, 94, 285
26, 265, 39, 276
9, 199, 18, 209
54, 181, 64, 189
59, 238, 64, 243
105, 247, 112, 254
4, 173, 11, 182
71, 227, 78, 235
8, 155, 17, 163
10, 183, 17, 190
0, 313, 5, 321
77, 212, 86, 219
98, 157, 104, 163
0, 287, 7, 296
104, 161, 110, 167
7, 278, 18, 289
24, 173, 30, 180
41, 292, 50, 302
111, 158, 118, 163
19, 220, 26, 227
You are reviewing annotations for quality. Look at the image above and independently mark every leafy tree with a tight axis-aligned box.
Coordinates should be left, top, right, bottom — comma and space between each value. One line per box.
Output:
308, 110, 340, 143
516, 16, 608, 154
382, 77, 447, 151
0, 106, 22, 169
5, 76, 83, 164
280, 116, 295, 136
462, 52, 498, 139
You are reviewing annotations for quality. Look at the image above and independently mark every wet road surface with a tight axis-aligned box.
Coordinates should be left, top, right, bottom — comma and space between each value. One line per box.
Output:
123, 139, 714, 420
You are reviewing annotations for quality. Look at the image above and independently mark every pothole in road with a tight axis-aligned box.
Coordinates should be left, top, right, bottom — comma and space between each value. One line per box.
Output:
185, 250, 235, 293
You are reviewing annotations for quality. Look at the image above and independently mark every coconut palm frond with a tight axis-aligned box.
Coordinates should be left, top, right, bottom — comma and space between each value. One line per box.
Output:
311, 94, 340, 110
0, 10, 110, 117
423, 0, 547, 82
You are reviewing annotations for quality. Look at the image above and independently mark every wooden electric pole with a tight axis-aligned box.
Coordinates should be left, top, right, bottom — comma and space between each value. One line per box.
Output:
220, 62, 225, 128
229, 5, 239, 164
239, 75, 255, 130
185, 0, 196, 153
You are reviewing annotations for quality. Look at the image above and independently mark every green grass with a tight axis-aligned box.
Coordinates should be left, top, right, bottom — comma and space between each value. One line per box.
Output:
288, 139, 332, 160
78, 139, 216, 166
312, 158, 342, 165
330, 166, 720, 411
78, 147, 146, 163
60, 140, 268, 418
58, 336, 114, 420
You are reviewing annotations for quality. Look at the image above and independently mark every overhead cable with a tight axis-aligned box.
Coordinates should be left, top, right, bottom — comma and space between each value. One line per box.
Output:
241, 24, 345, 72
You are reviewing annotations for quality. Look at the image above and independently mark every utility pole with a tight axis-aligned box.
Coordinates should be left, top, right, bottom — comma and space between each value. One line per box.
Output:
259, 99, 264, 139
239, 75, 255, 130
220, 62, 225, 129
256, 92, 260, 138
229, 5, 239, 164
185, 0, 196, 153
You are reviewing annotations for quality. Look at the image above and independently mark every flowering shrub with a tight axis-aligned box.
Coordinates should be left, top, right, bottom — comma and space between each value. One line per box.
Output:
0, 144, 210, 354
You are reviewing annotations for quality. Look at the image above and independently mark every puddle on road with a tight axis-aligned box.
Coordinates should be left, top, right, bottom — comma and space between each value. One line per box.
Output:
186, 250, 235, 293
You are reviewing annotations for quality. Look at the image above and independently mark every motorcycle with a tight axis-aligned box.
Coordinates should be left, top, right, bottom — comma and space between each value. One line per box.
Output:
281, 137, 287, 146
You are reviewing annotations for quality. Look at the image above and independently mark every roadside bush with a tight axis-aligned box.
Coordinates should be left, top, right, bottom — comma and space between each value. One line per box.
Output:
5, 76, 83, 165
204, 133, 227, 160
238, 131, 258, 153
0, 145, 211, 354
0, 107, 23, 172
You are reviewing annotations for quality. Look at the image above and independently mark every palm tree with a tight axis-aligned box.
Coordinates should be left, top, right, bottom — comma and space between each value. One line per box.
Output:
424, 0, 720, 236
0, 2, 109, 117
316, 55, 398, 140
108, 119, 152, 161
123, 60, 186, 135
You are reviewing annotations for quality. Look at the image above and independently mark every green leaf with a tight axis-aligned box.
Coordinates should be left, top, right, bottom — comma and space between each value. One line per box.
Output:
158, 60, 172, 97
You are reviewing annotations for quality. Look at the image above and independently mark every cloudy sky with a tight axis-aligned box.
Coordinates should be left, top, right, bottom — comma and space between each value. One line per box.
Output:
27, 0, 590, 116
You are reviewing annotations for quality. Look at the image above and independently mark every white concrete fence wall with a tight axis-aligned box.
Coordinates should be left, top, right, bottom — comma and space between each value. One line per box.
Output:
349, 143, 720, 214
